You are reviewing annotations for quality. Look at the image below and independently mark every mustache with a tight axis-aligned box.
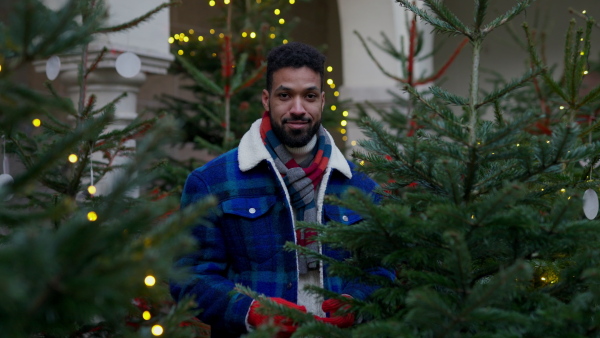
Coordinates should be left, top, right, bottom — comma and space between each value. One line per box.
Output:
282, 117, 311, 123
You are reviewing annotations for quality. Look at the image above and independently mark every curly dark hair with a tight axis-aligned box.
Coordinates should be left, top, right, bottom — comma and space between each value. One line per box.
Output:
265, 42, 326, 92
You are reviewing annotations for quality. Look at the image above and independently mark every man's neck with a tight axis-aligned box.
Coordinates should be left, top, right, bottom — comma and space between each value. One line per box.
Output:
286, 135, 317, 166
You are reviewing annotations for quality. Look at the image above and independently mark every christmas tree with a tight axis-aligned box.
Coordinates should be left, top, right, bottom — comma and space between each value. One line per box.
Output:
0, 0, 212, 336
241, 0, 600, 336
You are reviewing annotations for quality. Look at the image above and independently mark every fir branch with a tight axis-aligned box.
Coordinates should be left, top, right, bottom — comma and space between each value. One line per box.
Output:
476, 68, 544, 109
176, 55, 224, 96
95, 1, 182, 34
481, 0, 532, 36
85, 47, 108, 78
429, 86, 468, 106
474, 0, 489, 30
396, 0, 472, 38
354, 31, 406, 84
569, 8, 600, 29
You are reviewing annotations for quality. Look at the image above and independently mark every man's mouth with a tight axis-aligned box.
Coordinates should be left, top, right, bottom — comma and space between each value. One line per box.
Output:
284, 119, 310, 130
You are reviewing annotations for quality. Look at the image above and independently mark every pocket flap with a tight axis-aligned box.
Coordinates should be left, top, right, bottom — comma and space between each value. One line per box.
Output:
323, 204, 362, 224
221, 196, 278, 219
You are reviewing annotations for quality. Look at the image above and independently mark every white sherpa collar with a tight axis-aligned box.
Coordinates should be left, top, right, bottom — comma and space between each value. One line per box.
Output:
238, 119, 352, 179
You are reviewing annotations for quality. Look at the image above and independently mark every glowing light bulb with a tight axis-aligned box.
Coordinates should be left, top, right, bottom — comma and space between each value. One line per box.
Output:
224, 0, 230, 4
283, 39, 288, 44
145, 275, 156, 287
559, 106, 565, 110
329, 83, 335, 89
151, 325, 163, 336
143, 311, 152, 320
340, 129, 346, 134
560, 188, 566, 193
174, 34, 180, 39
340, 120, 347, 127
541, 188, 544, 191
583, 10, 587, 14
210, 29, 215, 34
68, 154, 78, 163
327, 66, 333, 72
327, 79, 334, 85
198, 36, 204, 41
334, 91, 339, 97
274, 9, 280, 15
189, 29, 195, 34
88, 185, 97, 195
270, 33, 276, 39
289, 0, 295, 3
87, 211, 98, 222
250, 32, 256, 39
209, 0, 215, 6
351, 141, 357, 146
541, 277, 546, 281
471, 215, 475, 219
279, 18, 285, 24
516, 144, 520, 147
580, 51, 585, 56
360, 160, 365, 166
219, 33, 224, 38
546, 140, 550, 144
342, 136, 348, 141
331, 105, 337, 111
242, 32, 248, 37
32, 119, 41, 127
178, 50, 184, 55
183, 36, 189, 42
584, 70, 589, 75
342, 111, 349, 117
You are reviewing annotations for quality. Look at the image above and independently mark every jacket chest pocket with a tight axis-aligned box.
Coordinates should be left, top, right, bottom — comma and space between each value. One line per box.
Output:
323, 204, 362, 225
221, 195, 289, 264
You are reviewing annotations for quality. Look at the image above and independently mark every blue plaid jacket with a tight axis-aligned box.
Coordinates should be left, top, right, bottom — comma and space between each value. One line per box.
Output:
170, 121, 390, 337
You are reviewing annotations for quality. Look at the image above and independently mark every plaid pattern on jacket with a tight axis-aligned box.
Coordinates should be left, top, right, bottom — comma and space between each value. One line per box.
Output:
170, 120, 390, 337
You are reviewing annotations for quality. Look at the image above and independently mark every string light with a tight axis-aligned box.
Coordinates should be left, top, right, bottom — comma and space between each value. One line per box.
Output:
279, 18, 285, 24
327, 66, 333, 72
334, 91, 340, 97
0, 65, 2, 72
68, 154, 78, 163
340, 129, 346, 134
219, 33, 224, 38
32, 119, 41, 127
210, 29, 215, 34
189, 29, 194, 34
178, 50, 184, 55
580, 51, 585, 56
584, 70, 589, 75
342, 111, 349, 117
224, 0, 230, 4
516, 144, 520, 147
87, 211, 98, 222
151, 325, 164, 336
145, 275, 156, 287
88, 185, 97, 195
274, 9, 280, 15
583, 10, 587, 14
270, 33, 276, 39
250, 32, 256, 38
340, 120, 347, 127
560, 188, 566, 193
331, 105, 337, 111
209, 0, 215, 6
327, 79, 334, 85
289, 0, 295, 3
242, 32, 248, 37
198, 36, 204, 41
351, 141, 357, 146
559, 106, 565, 110
329, 83, 335, 89
541, 188, 544, 191
283, 39, 288, 44
342, 136, 348, 141
360, 160, 365, 166
183, 36, 189, 42
168, 37, 174, 44
143, 311, 152, 320
541, 277, 546, 281
174, 33, 180, 39
471, 215, 475, 219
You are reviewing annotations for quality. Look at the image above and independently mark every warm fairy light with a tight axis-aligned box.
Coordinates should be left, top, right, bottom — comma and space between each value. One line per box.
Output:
471, 215, 475, 219
174, 33, 180, 39
289, 0, 295, 3
0, 65, 2, 72
88, 185, 97, 195
360, 160, 365, 166
560, 188, 566, 193
168, 37, 174, 44
32, 119, 41, 127
145, 275, 156, 287
334, 91, 340, 97
270, 33, 276, 39
209, 0, 215, 6
584, 70, 589, 75
583, 10, 587, 14
340, 129, 346, 134
242, 32, 248, 37
331, 105, 337, 111
68, 154, 78, 163
274, 9, 280, 15
87, 211, 98, 222
256, 0, 261, 3
327, 66, 333, 72
329, 83, 335, 89
516, 144, 520, 147
189, 29, 195, 34
559, 106, 565, 110
351, 141, 357, 146
541, 188, 544, 191
327, 79, 334, 85
143, 311, 152, 320
283, 39, 288, 44
568, 196, 572, 200
340, 120, 347, 126
198, 36, 204, 41
224, 0, 230, 4
178, 50, 184, 55
219, 33, 224, 38
279, 18, 285, 24
151, 325, 164, 336
250, 32, 256, 38
342, 136, 348, 141
212, 53, 217, 57
183, 36, 189, 42
342, 111, 349, 117
580, 51, 585, 56
541, 277, 546, 281
210, 29, 215, 34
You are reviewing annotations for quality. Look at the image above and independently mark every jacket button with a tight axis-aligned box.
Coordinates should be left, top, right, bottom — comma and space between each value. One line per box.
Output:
342, 215, 348, 222
249, 208, 256, 214
286, 283, 292, 289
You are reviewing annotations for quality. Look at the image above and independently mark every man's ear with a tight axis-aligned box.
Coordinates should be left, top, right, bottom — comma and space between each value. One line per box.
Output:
321, 91, 325, 111
262, 89, 270, 111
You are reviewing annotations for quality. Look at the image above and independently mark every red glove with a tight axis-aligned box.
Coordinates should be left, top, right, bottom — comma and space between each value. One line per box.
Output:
316, 294, 355, 328
248, 297, 306, 337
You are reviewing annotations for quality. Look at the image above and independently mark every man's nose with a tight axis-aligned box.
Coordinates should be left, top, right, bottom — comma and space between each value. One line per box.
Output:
289, 96, 306, 115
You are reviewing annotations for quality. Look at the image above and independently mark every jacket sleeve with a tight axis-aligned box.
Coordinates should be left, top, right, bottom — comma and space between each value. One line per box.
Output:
170, 170, 253, 336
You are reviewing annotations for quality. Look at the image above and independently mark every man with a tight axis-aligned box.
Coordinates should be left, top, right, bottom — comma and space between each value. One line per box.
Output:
171, 42, 389, 337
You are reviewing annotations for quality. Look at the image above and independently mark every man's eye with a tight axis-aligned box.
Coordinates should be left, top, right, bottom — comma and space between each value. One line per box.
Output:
306, 94, 317, 99
278, 93, 289, 99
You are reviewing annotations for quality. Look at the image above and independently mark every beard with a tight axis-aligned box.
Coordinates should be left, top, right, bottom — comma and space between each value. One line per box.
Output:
270, 111, 321, 148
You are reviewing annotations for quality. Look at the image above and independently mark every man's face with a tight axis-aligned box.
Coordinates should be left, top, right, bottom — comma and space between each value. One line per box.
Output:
262, 66, 325, 148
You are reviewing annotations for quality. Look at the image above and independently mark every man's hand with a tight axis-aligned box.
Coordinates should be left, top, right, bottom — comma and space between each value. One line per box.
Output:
315, 295, 355, 328
248, 297, 306, 337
